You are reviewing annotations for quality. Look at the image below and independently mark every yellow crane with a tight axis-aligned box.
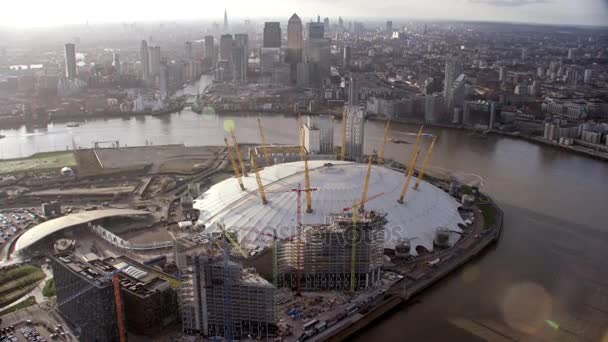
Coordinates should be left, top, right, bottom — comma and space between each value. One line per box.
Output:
377, 119, 391, 165
250, 150, 268, 205
257, 117, 271, 166
341, 107, 348, 161
224, 138, 245, 191
350, 199, 358, 293
230, 129, 248, 177
299, 141, 313, 213
360, 155, 373, 211
407, 126, 424, 173
398, 148, 421, 203
217, 221, 248, 258
414, 136, 437, 190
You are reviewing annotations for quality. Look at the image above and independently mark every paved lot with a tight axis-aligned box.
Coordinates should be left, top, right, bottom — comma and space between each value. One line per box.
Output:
1, 303, 74, 342
94, 145, 222, 170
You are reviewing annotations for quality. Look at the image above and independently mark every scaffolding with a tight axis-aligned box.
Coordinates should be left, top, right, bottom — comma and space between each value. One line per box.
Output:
276, 211, 386, 291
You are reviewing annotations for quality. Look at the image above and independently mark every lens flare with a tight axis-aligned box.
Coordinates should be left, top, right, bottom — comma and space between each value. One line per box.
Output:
223, 119, 235, 133
501, 282, 552, 335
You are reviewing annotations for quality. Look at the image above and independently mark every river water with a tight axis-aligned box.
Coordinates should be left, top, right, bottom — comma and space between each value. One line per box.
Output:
2, 76, 607, 340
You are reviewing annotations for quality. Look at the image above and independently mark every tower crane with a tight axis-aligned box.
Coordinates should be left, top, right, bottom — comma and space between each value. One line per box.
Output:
359, 155, 373, 211
230, 129, 248, 177
249, 150, 268, 205
224, 138, 245, 191
299, 137, 313, 213
341, 108, 348, 161
257, 117, 271, 166
398, 148, 421, 204
350, 199, 359, 293
414, 136, 437, 190
377, 119, 391, 165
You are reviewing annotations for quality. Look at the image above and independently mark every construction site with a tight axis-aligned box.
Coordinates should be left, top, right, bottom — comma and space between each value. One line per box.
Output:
0, 107, 502, 342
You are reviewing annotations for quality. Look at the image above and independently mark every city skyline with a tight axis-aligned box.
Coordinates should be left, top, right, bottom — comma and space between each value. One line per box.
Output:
1, 0, 607, 28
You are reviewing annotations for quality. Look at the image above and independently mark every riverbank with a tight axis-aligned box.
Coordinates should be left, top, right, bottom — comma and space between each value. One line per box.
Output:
323, 190, 504, 342
366, 115, 608, 163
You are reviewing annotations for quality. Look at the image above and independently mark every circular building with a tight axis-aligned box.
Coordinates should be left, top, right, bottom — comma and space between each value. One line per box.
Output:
194, 160, 463, 255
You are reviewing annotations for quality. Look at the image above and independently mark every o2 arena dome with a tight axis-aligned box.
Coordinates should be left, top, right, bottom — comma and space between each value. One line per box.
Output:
194, 160, 463, 255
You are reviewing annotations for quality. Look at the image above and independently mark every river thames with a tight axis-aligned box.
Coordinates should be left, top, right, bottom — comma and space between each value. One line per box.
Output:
1, 76, 607, 340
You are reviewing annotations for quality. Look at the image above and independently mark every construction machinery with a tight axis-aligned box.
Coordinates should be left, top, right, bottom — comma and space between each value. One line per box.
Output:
257, 117, 271, 166
250, 150, 268, 205
398, 149, 421, 204
230, 129, 248, 177
359, 155, 373, 211
224, 138, 245, 191
341, 108, 348, 161
377, 119, 391, 164
350, 199, 358, 293
299, 137, 314, 213
414, 136, 437, 190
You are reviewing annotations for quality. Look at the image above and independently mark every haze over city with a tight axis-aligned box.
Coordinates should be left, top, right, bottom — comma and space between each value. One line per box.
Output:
1, 1, 608, 341
1, 0, 608, 27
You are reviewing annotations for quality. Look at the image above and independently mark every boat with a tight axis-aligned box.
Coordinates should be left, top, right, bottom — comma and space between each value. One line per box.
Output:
389, 138, 410, 144
66, 122, 80, 128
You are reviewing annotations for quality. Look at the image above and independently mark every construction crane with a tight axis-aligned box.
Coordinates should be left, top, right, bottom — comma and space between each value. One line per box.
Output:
112, 273, 127, 342
216, 221, 249, 258
350, 199, 358, 293
398, 148, 421, 204
299, 138, 313, 213
257, 117, 271, 166
291, 183, 317, 295
56, 263, 129, 342
341, 108, 348, 161
230, 129, 248, 177
414, 136, 437, 190
250, 150, 268, 205
359, 155, 373, 211
377, 119, 391, 165
224, 138, 245, 191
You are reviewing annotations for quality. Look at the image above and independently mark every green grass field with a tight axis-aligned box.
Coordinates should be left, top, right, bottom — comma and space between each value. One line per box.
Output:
42, 278, 55, 297
0, 296, 36, 316
0, 151, 77, 174
0, 265, 45, 308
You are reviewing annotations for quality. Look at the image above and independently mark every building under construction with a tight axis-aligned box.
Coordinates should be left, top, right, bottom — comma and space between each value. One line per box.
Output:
181, 254, 276, 339
277, 210, 386, 291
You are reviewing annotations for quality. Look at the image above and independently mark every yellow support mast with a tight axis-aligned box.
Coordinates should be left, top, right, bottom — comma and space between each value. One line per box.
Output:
360, 155, 373, 211
377, 118, 391, 165
230, 129, 248, 177
250, 150, 268, 204
414, 136, 437, 190
350, 200, 358, 293
407, 126, 424, 173
298, 112, 303, 147
299, 141, 313, 213
224, 138, 245, 191
217, 221, 248, 258
398, 149, 421, 203
341, 107, 348, 161
257, 117, 271, 166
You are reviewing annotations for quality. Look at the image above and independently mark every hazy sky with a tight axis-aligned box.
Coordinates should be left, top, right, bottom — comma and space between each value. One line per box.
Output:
1, 0, 607, 27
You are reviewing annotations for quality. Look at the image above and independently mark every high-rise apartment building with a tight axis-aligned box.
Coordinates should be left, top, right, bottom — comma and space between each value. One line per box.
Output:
64, 43, 77, 80
345, 105, 365, 161
204, 35, 215, 61
141, 40, 150, 81
233, 34, 249, 81
303, 115, 334, 154
347, 74, 359, 105
148, 45, 161, 78
308, 22, 324, 39
219, 34, 234, 62
444, 57, 463, 98
263, 22, 281, 48
113, 53, 120, 74
181, 254, 275, 338
287, 13, 303, 64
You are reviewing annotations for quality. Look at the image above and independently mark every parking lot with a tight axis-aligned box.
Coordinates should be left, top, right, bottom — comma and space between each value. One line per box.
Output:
0, 209, 40, 248
0, 304, 73, 342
